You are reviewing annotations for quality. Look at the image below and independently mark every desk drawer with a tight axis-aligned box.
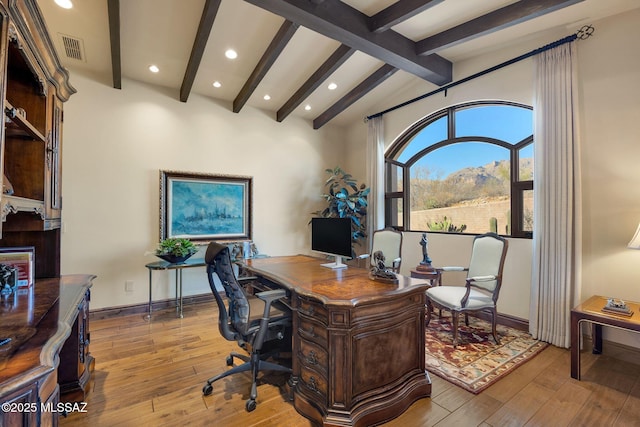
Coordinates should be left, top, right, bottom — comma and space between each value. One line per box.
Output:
298, 338, 328, 377
297, 296, 328, 322
298, 315, 328, 347
299, 365, 328, 401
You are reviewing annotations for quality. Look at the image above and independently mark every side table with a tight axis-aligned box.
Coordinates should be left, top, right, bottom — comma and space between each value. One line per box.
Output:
410, 267, 442, 287
145, 258, 206, 319
570, 295, 640, 380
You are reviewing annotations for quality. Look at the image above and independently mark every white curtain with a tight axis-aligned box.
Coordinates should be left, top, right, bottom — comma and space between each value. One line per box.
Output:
530, 42, 582, 348
366, 116, 385, 253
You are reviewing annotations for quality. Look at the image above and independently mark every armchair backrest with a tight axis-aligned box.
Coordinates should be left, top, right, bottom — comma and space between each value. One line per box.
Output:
467, 233, 508, 295
205, 242, 250, 340
370, 228, 403, 269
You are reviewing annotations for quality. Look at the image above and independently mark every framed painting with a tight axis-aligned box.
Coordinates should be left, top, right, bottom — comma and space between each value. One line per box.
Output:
160, 171, 252, 242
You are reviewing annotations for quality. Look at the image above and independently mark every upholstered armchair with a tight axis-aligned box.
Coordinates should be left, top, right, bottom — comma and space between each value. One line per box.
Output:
425, 233, 508, 347
358, 227, 403, 272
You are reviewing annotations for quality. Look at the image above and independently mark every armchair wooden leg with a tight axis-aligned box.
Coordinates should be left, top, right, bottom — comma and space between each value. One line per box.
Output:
491, 310, 500, 345
452, 312, 459, 348
425, 299, 433, 326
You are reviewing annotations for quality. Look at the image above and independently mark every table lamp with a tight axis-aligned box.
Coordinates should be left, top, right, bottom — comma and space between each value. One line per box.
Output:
628, 223, 640, 249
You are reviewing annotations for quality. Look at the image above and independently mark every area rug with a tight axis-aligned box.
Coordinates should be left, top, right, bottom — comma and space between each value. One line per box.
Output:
425, 314, 548, 394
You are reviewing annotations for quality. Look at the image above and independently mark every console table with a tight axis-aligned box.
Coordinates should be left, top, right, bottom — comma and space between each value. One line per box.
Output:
570, 295, 640, 380
145, 258, 206, 319
0, 274, 95, 426
240, 255, 431, 427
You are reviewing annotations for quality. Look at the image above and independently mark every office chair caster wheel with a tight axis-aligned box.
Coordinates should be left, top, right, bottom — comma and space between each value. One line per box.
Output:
245, 399, 256, 412
202, 384, 213, 396
226, 356, 234, 366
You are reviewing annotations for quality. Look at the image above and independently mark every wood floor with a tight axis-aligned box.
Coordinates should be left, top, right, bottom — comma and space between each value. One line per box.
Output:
60, 301, 640, 427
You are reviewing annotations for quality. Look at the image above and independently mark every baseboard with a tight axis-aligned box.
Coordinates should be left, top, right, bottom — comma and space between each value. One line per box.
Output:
89, 293, 214, 320
91, 294, 530, 333
471, 311, 529, 332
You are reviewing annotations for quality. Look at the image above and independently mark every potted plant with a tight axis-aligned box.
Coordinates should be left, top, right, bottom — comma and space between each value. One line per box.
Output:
312, 166, 369, 257
155, 238, 198, 264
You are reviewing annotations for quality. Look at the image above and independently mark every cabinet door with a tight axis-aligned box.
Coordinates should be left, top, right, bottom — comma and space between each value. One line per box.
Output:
0, 382, 39, 426
44, 91, 62, 224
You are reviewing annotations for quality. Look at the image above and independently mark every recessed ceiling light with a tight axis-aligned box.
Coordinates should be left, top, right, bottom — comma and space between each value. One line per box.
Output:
328, 82, 337, 90
263, 94, 271, 101
225, 49, 238, 59
212, 81, 222, 88
148, 65, 159, 73
55, 0, 73, 9
304, 105, 311, 111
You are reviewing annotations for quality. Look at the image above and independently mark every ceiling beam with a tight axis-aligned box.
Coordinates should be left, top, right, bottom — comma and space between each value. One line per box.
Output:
107, 0, 121, 89
244, 0, 451, 85
233, 20, 299, 113
416, 0, 584, 55
313, 64, 397, 129
369, 0, 444, 33
277, 44, 355, 122
180, 0, 222, 102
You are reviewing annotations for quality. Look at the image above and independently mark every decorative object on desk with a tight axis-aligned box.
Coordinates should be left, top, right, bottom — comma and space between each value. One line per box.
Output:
0, 246, 35, 288
155, 237, 198, 263
311, 166, 369, 257
601, 298, 633, 316
368, 251, 399, 284
160, 170, 253, 242
424, 313, 548, 394
0, 263, 18, 298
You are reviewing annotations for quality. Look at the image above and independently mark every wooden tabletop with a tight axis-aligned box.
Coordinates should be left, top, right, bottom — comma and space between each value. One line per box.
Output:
572, 295, 640, 330
241, 255, 430, 305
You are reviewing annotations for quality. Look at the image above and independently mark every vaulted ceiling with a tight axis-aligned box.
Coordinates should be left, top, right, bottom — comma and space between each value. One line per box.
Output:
38, 0, 639, 128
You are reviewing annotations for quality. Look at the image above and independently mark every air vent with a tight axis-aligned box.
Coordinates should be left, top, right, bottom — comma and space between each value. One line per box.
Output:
58, 33, 86, 62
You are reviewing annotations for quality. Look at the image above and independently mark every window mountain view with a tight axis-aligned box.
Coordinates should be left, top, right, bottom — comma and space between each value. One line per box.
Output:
410, 158, 533, 234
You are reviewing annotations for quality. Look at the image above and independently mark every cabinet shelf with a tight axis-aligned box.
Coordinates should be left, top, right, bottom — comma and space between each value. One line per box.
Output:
0, 195, 45, 220
4, 100, 46, 142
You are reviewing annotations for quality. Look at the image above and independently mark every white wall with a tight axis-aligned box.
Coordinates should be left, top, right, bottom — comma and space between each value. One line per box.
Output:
346, 9, 640, 345
60, 75, 346, 309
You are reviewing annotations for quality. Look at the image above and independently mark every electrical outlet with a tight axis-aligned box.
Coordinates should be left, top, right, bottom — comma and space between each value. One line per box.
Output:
125, 280, 134, 292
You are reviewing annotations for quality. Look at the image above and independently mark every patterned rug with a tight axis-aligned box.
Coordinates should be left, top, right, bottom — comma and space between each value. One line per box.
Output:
425, 313, 548, 394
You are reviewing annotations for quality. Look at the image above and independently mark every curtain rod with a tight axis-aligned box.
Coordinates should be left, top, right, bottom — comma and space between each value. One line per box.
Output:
365, 25, 594, 121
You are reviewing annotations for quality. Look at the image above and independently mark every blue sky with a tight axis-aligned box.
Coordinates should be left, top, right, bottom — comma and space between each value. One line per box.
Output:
397, 104, 533, 178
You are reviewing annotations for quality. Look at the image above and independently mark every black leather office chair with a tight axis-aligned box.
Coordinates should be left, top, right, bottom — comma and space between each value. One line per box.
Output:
202, 242, 291, 412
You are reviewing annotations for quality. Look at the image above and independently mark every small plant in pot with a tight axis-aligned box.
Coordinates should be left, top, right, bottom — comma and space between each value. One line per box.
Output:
155, 238, 198, 264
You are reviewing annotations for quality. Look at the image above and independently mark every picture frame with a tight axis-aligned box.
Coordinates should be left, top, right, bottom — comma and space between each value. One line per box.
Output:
160, 171, 252, 242
0, 246, 35, 288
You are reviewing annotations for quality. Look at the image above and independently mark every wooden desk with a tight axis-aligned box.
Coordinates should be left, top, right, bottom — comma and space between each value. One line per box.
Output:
0, 275, 95, 426
241, 255, 432, 427
570, 295, 640, 380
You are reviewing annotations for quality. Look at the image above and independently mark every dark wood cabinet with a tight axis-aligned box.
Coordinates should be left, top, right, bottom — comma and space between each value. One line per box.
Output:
0, 275, 94, 427
58, 289, 94, 402
0, 0, 75, 278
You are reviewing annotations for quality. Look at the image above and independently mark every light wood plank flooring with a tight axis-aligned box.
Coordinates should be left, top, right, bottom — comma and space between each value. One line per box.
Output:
60, 301, 640, 426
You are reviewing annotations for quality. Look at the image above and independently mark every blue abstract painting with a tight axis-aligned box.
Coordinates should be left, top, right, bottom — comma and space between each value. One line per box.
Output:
163, 172, 251, 241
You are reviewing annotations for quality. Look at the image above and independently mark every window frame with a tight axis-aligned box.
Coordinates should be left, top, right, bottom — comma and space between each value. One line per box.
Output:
384, 100, 533, 238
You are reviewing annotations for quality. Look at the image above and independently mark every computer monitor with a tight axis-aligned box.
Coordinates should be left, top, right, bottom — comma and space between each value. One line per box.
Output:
311, 217, 352, 269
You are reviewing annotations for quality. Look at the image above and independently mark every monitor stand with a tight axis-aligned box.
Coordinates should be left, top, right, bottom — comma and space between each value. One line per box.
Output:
321, 255, 348, 269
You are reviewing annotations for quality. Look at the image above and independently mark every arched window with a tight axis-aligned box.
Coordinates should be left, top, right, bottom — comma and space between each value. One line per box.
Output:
385, 101, 533, 238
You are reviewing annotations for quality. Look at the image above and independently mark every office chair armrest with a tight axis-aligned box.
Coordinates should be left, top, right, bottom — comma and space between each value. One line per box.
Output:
255, 289, 287, 305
